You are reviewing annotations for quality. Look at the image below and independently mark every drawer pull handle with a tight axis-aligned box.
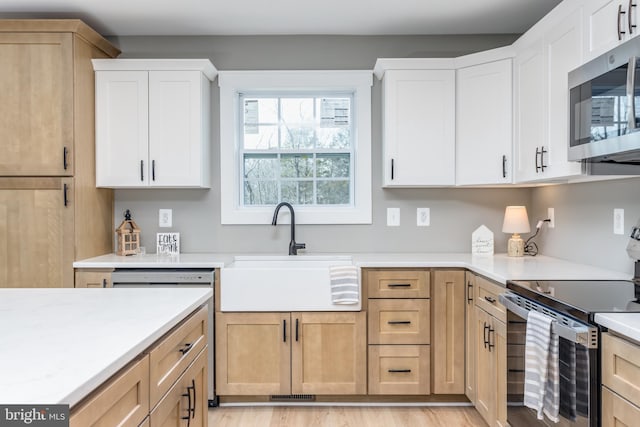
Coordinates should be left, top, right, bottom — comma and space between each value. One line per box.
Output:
387, 320, 411, 325
388, 369, 412, 373
484, 296, 496, 304
483, 322, 489, 349
181, 388, 192, 427
189, 379, 196, 419
387, 283, 411, 288
179, 342, 193, 355
467, 281, 473, 304
283, 319, 287, 343
63, 146, 69, 170
488, 327, 495, 352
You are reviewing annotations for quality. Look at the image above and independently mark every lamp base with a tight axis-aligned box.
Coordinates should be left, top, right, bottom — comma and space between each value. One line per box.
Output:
507, 234, 525, 257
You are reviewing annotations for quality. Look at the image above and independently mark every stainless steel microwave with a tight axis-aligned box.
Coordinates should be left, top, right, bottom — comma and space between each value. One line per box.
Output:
569, 37, 640, 165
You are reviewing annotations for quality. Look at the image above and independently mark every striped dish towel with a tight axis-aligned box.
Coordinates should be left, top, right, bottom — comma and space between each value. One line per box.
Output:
559, 339, 577, 421
329, 266, 360, 304
543, 331, 560, 423
523, 310, 554, 420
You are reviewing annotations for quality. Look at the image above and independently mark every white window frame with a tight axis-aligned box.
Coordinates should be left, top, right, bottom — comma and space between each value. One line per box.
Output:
219, 70, 372, 224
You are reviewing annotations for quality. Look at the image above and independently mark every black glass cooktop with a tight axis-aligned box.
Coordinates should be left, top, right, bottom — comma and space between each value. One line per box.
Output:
506, 280, 640, 323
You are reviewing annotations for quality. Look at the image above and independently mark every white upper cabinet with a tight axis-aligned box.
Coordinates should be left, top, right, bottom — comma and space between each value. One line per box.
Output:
515, 39, 547, 183
546, 10, 584, 180
514, 1, 584, 183
584, 0, 639, 61
93, 59, 216, 188
456, 56, 513, 186
375, 60, 455, 187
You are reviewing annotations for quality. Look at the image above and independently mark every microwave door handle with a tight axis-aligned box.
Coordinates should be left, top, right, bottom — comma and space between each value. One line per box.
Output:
627, 56, 637, 132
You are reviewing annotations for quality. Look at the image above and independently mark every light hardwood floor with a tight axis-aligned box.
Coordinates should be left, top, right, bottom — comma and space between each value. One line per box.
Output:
208, 406, 488, 427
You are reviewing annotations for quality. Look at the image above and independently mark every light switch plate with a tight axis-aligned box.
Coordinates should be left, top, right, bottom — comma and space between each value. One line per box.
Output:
417, 208, 430, 226
614, 208, 624, 235
159, 209, 172, 228
387, 208, 400, 227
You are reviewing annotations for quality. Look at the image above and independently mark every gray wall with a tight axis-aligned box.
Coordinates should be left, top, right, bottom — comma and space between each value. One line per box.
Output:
530, 178, 640, 275
111, 34, 532, 256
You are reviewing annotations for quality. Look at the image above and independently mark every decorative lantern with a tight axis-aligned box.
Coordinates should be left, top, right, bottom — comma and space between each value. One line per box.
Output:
116, 209, 141, 256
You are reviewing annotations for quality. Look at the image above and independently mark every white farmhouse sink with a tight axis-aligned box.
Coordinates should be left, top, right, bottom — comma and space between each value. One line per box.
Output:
220, 255, 361, 312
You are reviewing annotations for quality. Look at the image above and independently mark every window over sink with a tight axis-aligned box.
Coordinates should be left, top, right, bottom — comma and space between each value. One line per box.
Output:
219, 70, 372, 224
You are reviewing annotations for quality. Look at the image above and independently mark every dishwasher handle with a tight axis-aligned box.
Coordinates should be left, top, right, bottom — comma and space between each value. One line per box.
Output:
499, 293, 598, 348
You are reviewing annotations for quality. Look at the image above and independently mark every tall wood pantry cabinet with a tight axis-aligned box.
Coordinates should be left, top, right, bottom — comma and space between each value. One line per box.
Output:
0, 20, 120, 288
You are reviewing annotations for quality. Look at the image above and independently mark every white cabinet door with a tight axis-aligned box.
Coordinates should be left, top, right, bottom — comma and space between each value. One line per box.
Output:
584, 0, 639, 61
456, 59, 512, 185
546, 10, 584, 180
95, 71, 149, 187
382, 69, 455, 186
149, 71, 209, 187
95, 69, 210, 188
515, 40, 547, 183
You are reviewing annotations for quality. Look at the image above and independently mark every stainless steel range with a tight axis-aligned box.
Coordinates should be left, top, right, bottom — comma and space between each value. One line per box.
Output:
500, 278, 640, 427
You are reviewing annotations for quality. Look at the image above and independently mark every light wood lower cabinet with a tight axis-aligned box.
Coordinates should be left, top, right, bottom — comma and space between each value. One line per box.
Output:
70, 355, 150, 427
215, 312, 291, 395
216, 311, 366, 396
70, 305, 208, 427
601, 331, 640, 426
464, 272, 476, 404
432, 270, 465, 394
368, 299, 430, 345
151, 348, 208, 427
75, 269, 114, 288
601, 386, 640, 427
474, 304, 507, 427
368, 345, 430, 395
292, 312, 367, 395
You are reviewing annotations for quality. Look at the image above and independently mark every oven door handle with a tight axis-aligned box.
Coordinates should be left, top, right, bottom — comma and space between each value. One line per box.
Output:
499, 293, 597, 348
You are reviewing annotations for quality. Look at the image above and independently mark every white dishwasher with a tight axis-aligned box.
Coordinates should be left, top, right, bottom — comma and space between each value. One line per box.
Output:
111, 268, 217, 406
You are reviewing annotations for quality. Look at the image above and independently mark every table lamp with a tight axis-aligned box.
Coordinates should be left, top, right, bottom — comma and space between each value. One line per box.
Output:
502, 206, 530, 257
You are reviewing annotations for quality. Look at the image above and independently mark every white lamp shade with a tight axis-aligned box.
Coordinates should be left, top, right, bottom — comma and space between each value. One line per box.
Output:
502, 206, 531, 234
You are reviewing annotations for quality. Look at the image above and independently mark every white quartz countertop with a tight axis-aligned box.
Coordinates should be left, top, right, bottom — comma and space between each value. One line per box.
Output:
595, 313, 640, 343
74, 252, 631, 285
0, 288, 212, 407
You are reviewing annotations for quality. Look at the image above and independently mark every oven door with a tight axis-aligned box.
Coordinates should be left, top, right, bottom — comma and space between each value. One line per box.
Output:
499, 293, 599, 427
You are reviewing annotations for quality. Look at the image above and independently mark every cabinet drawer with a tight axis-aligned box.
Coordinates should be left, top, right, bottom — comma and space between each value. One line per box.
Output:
368, 345, 430, 395
475, 276, 506, 322
602, 332, 640, 408
70, 355, 149, 427
602, 386, 640, 427
75, 269, 113, 288
150, 347, 208, 427
366, 269, 430, 298
368, 299, 430, 344
149, 305, 208, 407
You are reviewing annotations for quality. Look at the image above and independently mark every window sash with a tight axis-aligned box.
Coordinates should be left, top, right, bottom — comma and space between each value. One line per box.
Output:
238, 92, 355, 207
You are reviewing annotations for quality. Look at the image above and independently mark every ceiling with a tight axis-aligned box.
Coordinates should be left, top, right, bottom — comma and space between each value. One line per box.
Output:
0, 0, 563, 36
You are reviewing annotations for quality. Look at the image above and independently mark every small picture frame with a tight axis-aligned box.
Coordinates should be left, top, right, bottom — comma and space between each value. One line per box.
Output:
157, 232, 180, 255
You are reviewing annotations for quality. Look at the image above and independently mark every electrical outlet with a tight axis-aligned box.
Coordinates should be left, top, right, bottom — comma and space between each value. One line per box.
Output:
387, 208, 400, 227
547, 207, 555, 228
159, 209, 172, 228
417, 208, 430, 226
614, 208, 624, 235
